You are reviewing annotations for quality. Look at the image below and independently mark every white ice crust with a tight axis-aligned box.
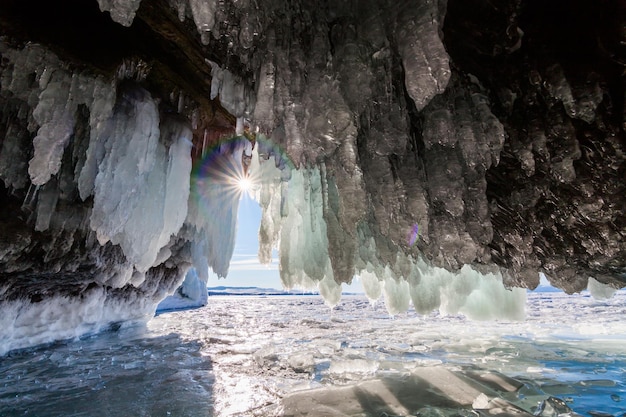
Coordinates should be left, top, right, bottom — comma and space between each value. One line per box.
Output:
0, 286, 158, 356
157, 268, 208, 311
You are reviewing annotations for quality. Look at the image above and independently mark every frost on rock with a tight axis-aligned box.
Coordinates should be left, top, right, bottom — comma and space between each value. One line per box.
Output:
544, 64, 603, 124
189, 0, 218, 43
395, 0, 451, 110
97, 0, 143, 27
419, 77, 505, 269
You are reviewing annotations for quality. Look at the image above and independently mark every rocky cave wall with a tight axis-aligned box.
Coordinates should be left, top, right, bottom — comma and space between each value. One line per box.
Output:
0, 0, 624, 340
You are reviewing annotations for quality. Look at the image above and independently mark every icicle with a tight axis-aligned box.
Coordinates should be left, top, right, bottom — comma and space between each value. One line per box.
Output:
116, 58, 150, 82
189, 0, 217, 42
178, 91, 184, 114
236, 117, 244, 135
191, 109, 199, 130
21, 184, 40, 211
202, 129, 207, 158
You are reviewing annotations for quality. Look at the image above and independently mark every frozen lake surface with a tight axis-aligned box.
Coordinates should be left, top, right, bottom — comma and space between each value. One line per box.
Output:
1, 291, 625, 416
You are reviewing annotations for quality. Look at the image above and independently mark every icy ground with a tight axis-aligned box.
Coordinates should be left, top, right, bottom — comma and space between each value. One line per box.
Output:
1, 291, 625, 416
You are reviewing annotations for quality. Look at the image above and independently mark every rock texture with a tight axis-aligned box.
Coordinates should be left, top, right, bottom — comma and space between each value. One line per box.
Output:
0, 0, 624, 346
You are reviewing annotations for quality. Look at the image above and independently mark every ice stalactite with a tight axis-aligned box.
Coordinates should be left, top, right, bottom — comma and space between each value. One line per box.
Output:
186, 137, 251, 282
1, 0, 625, 353
88, 87, 161, 272
96, 0, 144, 27
0, 40, 202, 353
252, 137, 525, 317
351, 223, 526, 320
254, 144, 341, 305
77, 85, 193, 281
156, 267, 208, 311
587, 277, 617, 300
253, 58, 276, 132
208, 61, 251, 118
189, 0, 218, 43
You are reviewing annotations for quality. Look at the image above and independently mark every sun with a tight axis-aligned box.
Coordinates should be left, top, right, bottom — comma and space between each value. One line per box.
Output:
237, 176, 253, 192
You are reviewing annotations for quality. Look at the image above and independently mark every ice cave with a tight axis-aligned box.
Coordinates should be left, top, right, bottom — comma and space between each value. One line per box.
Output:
0, 0, 624, 361
0, 0, 626, 351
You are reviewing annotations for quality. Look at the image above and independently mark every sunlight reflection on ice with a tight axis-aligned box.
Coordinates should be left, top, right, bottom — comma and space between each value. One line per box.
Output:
1, 291, 624, 416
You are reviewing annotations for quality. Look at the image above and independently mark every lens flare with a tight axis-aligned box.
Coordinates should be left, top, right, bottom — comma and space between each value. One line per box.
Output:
237, 176, 253, 192
408, 223, 419, 246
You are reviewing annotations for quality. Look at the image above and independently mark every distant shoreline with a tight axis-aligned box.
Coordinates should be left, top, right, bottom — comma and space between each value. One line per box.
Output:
207, 286, 363, 297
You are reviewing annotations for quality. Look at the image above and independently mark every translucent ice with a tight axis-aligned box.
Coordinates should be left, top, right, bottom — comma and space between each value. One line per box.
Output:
157, 268, 208, 311
256, 158, 342, 299
587, 277, 617, 300
84, 86, 192, 274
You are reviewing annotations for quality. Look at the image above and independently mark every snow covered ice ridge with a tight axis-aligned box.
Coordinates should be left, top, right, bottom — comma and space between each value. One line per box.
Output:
0, 281, 161, 356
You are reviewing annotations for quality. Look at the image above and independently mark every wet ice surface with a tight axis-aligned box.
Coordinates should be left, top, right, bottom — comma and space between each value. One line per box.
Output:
1, 291, 625, 416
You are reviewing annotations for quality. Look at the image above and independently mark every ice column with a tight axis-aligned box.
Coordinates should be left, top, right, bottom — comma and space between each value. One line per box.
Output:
255, 139, 342, 306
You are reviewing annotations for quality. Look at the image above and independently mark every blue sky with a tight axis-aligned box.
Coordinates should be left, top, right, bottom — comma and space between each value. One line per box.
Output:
213, 193, 283, 288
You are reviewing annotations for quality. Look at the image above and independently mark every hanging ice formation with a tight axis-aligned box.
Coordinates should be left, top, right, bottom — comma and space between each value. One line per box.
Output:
0, 0, 624, 352
0, 40, 248, 353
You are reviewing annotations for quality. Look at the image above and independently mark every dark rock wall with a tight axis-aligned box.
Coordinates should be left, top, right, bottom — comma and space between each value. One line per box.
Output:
443, 0, 626, 291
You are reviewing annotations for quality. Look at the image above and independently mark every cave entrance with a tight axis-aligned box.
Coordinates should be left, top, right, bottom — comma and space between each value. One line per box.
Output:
228, 192, 282, 289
